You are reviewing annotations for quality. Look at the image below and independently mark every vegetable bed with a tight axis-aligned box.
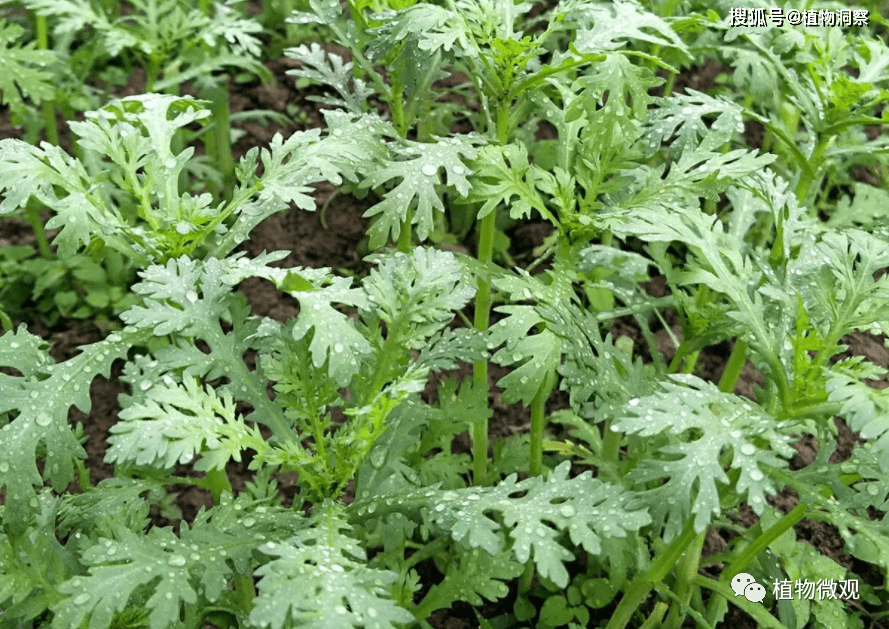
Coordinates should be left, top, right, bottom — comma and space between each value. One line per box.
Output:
1, 1, 888, 628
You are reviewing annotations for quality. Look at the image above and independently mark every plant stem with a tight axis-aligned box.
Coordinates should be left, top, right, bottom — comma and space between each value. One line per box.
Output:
471, 102, 510, 486
696, 576, 791, 629
703, 501, 808, 626
662, 530, 706, 629
26, 204, 52, 259
528, 371, 555, 477
639, 602, 669, 629
204, 468, 232, 504
209, 82, 234, 201
603, 520, 697, 629
398, 207, 413, 252
472, 209, 495, 486
34, 14, 59, 146
717, 339, 747, 393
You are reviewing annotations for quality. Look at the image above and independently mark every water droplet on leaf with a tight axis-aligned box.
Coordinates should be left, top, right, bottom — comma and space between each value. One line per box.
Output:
168, 555, 187, 567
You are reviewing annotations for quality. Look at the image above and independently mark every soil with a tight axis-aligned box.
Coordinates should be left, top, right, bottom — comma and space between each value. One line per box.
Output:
1, 36, 886, 629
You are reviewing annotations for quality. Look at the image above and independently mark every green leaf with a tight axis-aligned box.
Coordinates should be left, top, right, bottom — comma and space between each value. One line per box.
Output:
417, 547, 522, 616
353, 461, 650, 588
250, 502, 414, 629
489, 306, 561, 406
826, 372, 889, 472
0, 18, 55, 112
362, 248, 476, 349
285, 44, 376, 114
107, 377, 267, 471
361, 136, 481, 249
0, 327, 139, 534
368, 4, 469, 54
643, 89, 745, 156
573, 0, 687, 54
468, 144, 552, 221
614, 375, 796, 539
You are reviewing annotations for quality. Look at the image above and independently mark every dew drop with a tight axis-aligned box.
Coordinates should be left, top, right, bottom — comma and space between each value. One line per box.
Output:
243, 517, 256, 528
185, 290, 199, 303
73, 593, 91, 605
749, 469, 764, 482
628, 398, 640, 407
36, 413, 52, 427
421, 164, 437, 177
333, 342, 344, 353
367, 608, 378, 618
165, 157, 177, 169
559, 505, 576, 518
740, 444, 756, 456
167, 555, 187, 567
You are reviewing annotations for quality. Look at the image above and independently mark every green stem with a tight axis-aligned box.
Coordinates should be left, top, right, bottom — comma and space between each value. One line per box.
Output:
604, 520, 698, 629
717, 339, 748, 393
471, 209, 496, 486
204, 468, 232, 504
210, 83, 234, 201
26, 205, 52, 259
528, 372, 555, 477
681, 350, 699, 374
34, 14, 59, 146
471, 102, 510, 486
696, 576, 790, 629
601, 417, 621, 469
233, 574, 256, 611
661, 71, 677, 99
639, 602, 669, 629
397, 207, 413, 252
703, 501, 808, 626
662, 531, 706, 629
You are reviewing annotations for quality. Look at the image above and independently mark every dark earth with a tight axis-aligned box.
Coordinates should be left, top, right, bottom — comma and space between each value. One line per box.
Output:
0, 35, 886, 629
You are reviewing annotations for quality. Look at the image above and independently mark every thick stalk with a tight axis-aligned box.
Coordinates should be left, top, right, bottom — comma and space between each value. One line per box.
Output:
471, 209, 496, 486
604, 520, 697, 629
209, 83, 234, 200
34, 15, 59, 146
703, 501, 808, 626
26, 205, 52, 259
717, 339, 748, 393
528, 372, 556, 477
662, 530, 706, 629
204, 468, 232, 504
397, 207, 413, 252
471, 102, 510, 485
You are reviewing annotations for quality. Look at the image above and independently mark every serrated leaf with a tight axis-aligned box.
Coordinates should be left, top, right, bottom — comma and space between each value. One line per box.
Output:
51, 522, 247, 629
417, 547, 522, 615
286, 43, 375, 114
0, 19, 55, 112
354, 461, 650, 588
107, 377, 266, 471
643, 90, 745, 155
573, 0, 686, 54
363, 248, 476, 349
0, 328, 139, 534
361, 136, 480, 249
614, 375, 796, 538
826, 372, 889, 472
467, 144, 552, 221
368, 5, 469, 54
489, 307, 561, 405
250, 502, 414, 629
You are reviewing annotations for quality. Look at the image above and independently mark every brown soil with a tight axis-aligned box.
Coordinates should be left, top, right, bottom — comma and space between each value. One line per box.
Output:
1, 42, 886, 629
